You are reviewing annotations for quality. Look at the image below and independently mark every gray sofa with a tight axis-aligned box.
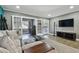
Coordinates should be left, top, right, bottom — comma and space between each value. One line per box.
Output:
0, 30, 55, 53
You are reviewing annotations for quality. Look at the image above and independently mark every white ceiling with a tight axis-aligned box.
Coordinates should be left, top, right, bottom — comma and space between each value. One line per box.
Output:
2, 5, 79, 18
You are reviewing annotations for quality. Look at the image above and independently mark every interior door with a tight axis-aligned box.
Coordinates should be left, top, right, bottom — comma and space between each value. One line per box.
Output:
22, 18, 30, 34
37, 20, 42, 34
12, 16, 22, 30
42, 19, 49, 35
22, 18, 35, 35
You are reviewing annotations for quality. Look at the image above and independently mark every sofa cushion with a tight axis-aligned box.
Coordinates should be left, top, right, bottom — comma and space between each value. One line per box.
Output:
0, 32, 4, 37
11, 38, 22, 53
0, 31, 7, 44
0, 47, 10, 53
0, 31, 7, 38
6, 30, 19, 39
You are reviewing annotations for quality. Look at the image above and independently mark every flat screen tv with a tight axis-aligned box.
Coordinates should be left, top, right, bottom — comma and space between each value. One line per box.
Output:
59, 18, 74, 27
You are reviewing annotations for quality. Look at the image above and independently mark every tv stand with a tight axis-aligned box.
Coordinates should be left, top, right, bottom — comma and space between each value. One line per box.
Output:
57, 31, 76, 41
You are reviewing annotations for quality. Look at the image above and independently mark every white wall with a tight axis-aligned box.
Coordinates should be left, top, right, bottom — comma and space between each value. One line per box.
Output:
50, 11, 79, 40
4, 10, 49, 35
4, 10, 40, 30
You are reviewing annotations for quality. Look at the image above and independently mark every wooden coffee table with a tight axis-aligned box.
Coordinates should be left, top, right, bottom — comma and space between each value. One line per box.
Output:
23, 42, 55, 53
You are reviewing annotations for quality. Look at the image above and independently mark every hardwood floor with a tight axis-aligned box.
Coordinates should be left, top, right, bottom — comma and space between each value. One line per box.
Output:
48, 35, 79, 49
42, 35, 79, 53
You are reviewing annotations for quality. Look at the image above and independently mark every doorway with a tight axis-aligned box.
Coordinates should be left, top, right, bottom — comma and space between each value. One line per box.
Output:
22, 18, 36, 45
22, 18, 35, 35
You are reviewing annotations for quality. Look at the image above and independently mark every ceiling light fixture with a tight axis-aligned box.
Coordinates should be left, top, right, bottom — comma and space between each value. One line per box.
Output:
70, 6, 74, 9
16, 6, 20, 9
48, 14, 51, 17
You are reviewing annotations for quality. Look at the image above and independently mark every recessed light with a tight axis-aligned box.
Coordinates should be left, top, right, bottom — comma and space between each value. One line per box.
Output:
48, 14, 51, 17
16, 6, 20, 9
70, 6, 74, 9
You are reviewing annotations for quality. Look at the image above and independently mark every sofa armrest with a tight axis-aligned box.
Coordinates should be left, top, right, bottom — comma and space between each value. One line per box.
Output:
22, 41, 43, 50
0, 47, 10, 53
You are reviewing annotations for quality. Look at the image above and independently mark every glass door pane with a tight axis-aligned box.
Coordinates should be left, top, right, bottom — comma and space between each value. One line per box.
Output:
14, 17, 21, 30
22, 18, 29, 34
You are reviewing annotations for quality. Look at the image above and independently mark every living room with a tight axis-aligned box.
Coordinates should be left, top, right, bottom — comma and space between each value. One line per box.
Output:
0, 5, 79, 53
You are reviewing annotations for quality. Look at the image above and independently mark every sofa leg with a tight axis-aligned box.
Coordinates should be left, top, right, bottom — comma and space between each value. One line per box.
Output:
22, 50, 24, 53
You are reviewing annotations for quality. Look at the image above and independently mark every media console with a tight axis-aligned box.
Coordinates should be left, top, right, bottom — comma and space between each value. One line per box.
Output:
57, 31, 76, 41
